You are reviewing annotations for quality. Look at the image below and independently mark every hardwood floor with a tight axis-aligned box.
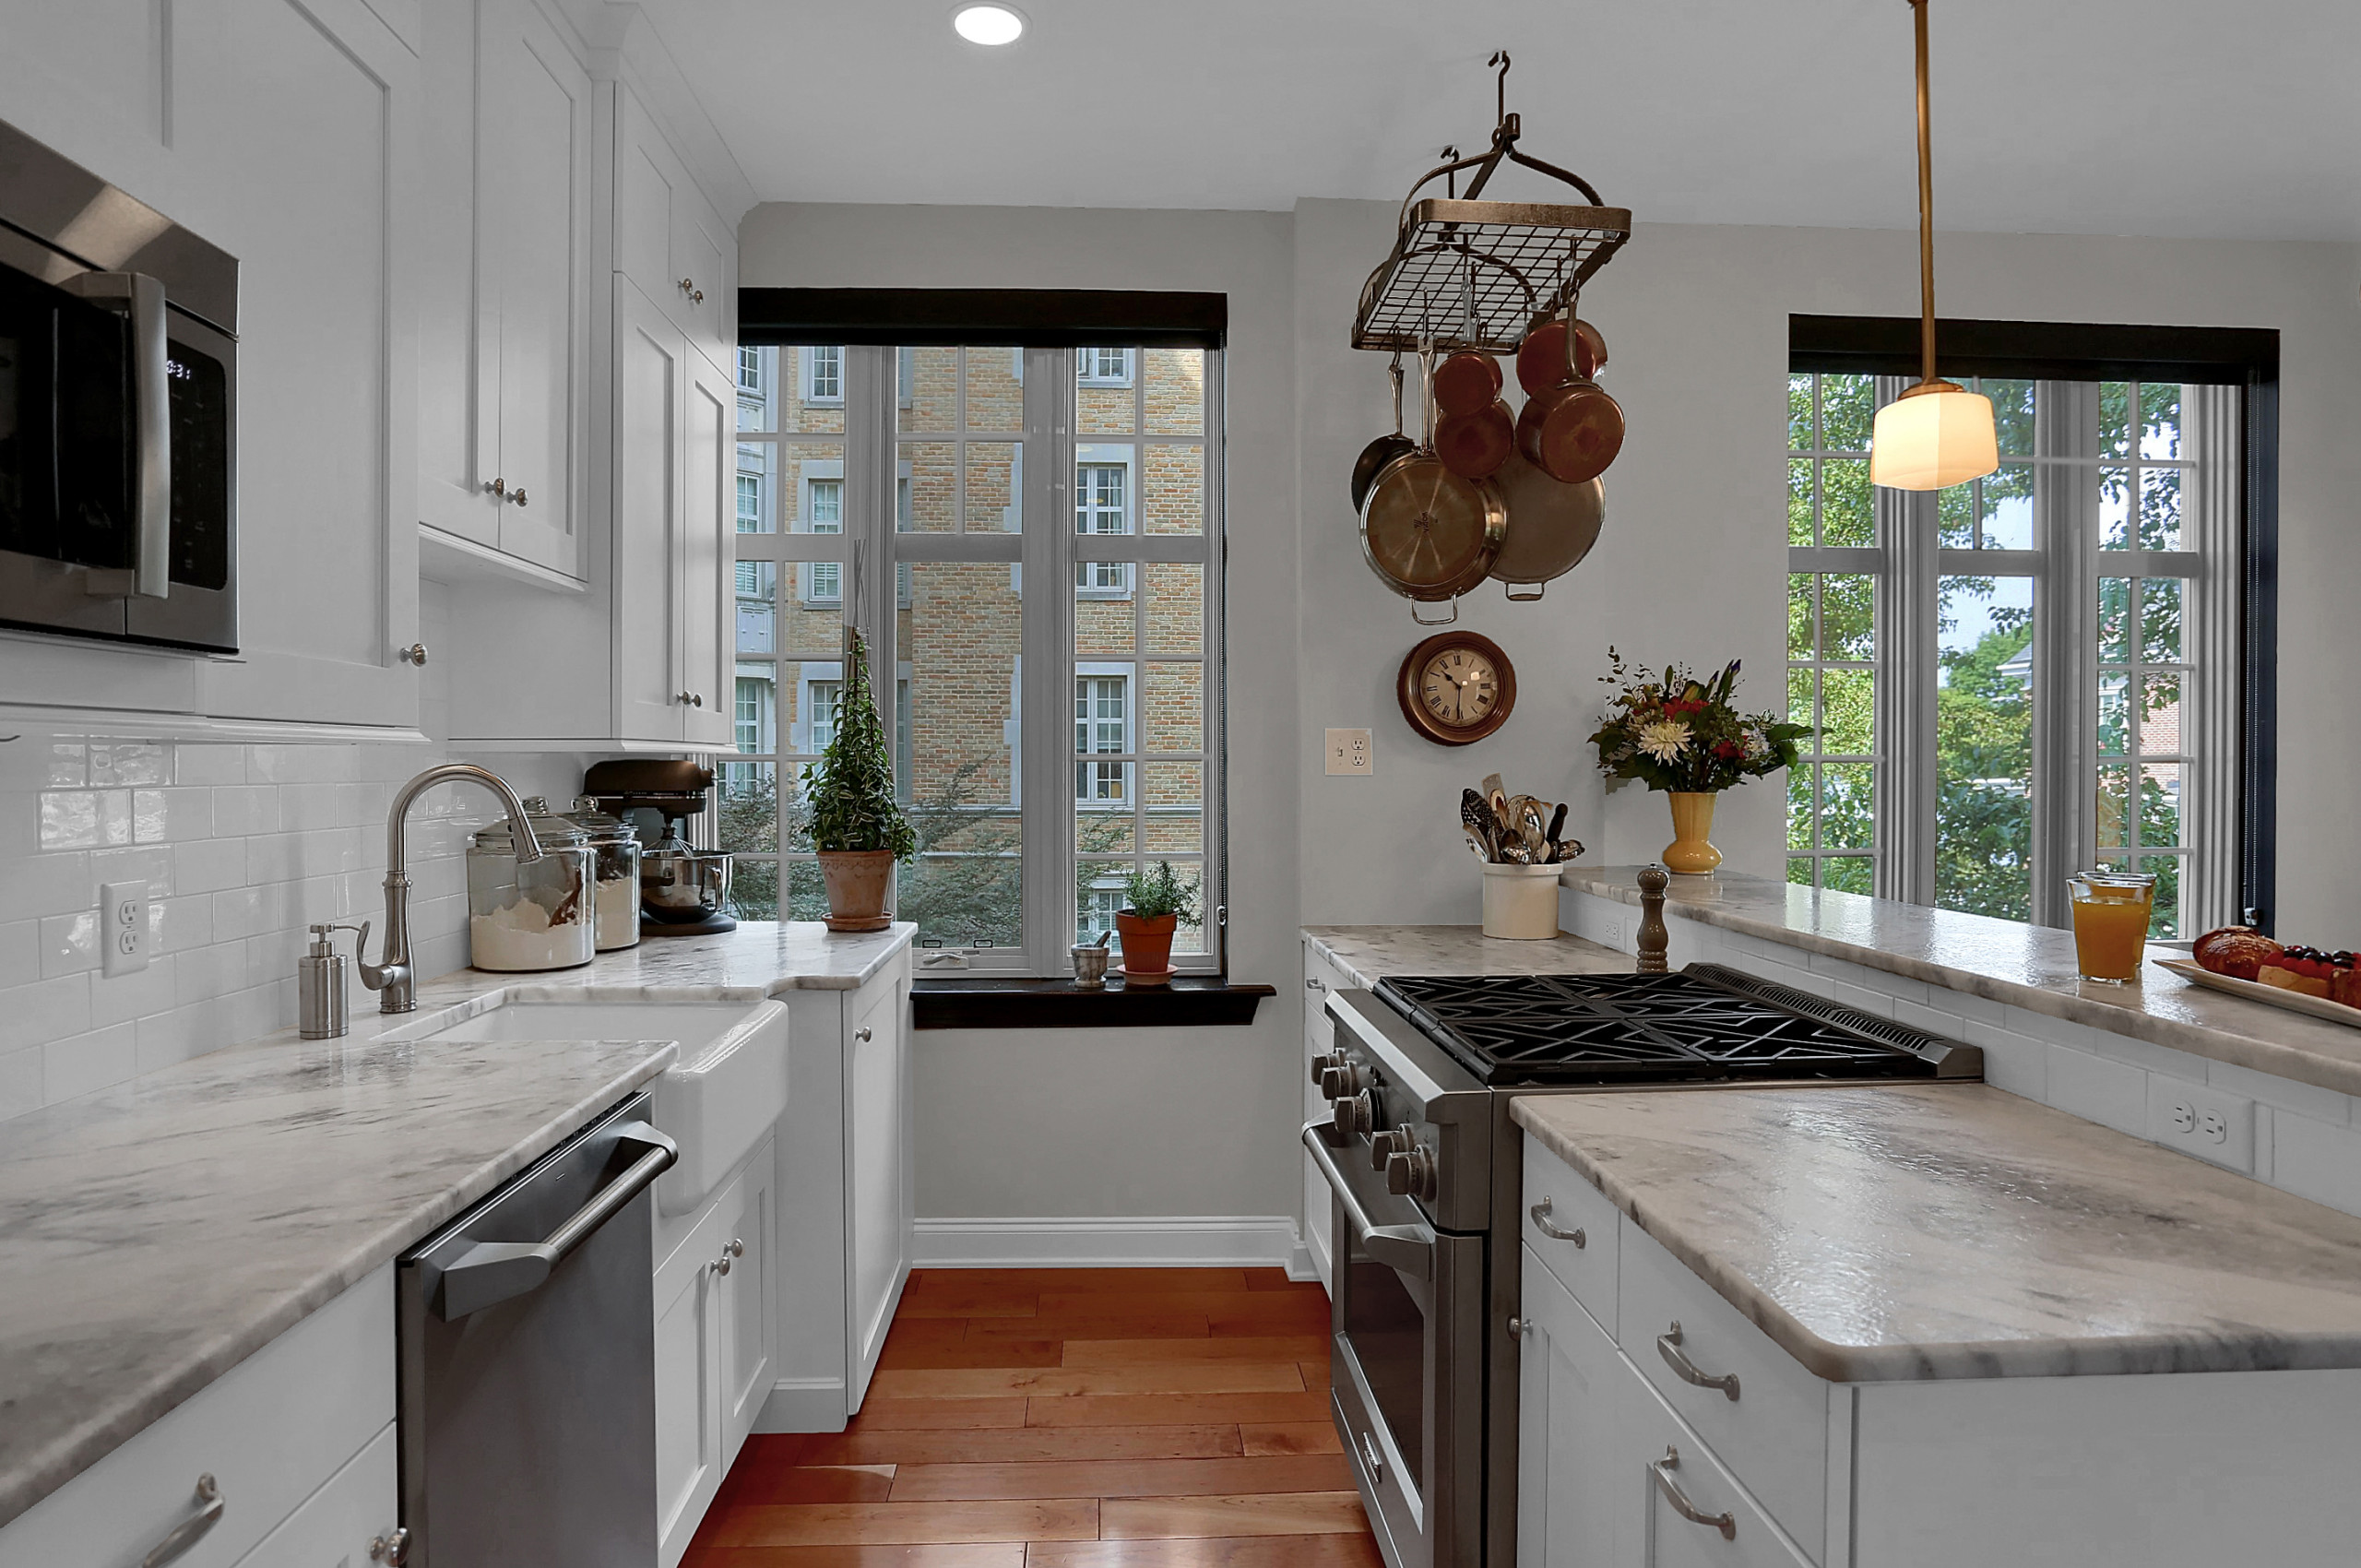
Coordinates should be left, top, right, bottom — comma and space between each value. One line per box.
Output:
684, 1267, 1378, 1568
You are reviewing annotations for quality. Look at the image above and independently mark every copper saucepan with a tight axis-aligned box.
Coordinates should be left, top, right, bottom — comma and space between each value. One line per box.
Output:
1515, 308, 1624, 484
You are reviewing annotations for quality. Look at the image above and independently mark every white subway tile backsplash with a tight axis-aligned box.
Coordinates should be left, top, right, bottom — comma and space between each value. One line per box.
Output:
0, 728, 470, 1120
2208, 1061, 2353, 1126
2269, 1111, 2361, 1217
43, 1021, 138, 1100
2047, 1046, 2148, 1137
1965, 1018, 2047, 1101
1892, 996, 1968, 1041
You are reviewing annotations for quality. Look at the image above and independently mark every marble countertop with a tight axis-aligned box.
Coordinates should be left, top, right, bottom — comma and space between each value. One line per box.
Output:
1515, 1084, 2361, 1382
1302, 925, 1630, 991
1561, 864, 2361, 1099
0, 920, 913, 1530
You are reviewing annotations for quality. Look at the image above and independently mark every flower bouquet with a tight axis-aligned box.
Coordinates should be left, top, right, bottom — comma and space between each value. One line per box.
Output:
1587, 649, 1810, 873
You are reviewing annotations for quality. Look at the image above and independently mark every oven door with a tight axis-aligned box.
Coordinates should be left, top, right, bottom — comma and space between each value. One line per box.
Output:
1304, 1123, 1485, 1568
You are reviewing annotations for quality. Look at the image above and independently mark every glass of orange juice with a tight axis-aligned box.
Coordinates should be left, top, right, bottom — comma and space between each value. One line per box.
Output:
2068, 871, 2156, 983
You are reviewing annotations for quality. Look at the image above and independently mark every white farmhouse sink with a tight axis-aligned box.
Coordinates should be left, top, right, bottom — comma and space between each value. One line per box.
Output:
386, 996, 789, 1215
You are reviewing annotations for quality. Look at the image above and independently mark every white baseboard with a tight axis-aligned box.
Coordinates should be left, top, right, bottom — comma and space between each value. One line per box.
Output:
753, 1376, 848, 1434
914, 1215, 1315, 1275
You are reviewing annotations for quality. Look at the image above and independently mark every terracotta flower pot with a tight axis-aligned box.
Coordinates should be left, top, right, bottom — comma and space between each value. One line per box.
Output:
1114, 909, 1179, 984
1662, 791, 1724, 876
817, 849, 896, 932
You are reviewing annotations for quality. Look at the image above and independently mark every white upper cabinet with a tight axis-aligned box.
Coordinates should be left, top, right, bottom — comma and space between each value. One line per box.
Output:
418, 0, 592, 580
0, 0, 426, 731
614, 86, 737, 379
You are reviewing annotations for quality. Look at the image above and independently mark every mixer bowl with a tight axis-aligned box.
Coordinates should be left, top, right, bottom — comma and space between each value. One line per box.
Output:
643, 849, 732, 921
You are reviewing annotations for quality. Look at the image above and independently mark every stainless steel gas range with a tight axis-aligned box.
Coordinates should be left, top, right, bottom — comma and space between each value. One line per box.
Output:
1306, 964, 1980, 1568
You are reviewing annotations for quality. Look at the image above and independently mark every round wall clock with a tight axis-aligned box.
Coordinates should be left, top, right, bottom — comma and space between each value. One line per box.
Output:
1397, 631, 1516, 746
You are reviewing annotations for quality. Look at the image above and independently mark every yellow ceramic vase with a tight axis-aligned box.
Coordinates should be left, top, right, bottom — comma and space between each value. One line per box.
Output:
1662, 790, 1723, 876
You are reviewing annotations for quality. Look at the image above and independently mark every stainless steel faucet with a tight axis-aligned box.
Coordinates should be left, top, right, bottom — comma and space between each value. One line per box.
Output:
362, 764, 545, 1014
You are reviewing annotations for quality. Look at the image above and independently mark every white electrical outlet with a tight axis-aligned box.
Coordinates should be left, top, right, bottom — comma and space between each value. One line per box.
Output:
2145, 1076, 2253, 1172
1325, 729, 1372, 776
101, 880, 149, 977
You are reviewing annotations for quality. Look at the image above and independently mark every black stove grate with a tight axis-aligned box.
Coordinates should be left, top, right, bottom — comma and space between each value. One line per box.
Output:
1374, 971, 1943, 1087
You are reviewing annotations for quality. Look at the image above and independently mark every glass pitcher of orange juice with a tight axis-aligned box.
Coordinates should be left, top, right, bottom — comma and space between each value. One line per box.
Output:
2068, 871, 2156, 983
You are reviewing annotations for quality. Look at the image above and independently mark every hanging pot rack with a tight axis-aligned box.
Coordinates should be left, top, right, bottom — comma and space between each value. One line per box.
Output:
1352, 52, 1631, 356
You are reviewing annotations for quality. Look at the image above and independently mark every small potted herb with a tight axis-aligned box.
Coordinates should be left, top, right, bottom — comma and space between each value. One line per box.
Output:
801, 632, 916, 931
1115, 861, 1201, 985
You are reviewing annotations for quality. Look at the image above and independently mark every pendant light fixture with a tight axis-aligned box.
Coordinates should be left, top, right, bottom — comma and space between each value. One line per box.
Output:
1869, 0, 1999, 492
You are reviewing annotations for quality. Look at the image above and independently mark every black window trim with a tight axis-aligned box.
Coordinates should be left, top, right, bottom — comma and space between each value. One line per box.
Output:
1788, 314, 2280, 931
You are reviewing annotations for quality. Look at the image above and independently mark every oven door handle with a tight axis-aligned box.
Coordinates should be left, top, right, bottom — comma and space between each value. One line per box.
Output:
1302, 1121, 1431, 1280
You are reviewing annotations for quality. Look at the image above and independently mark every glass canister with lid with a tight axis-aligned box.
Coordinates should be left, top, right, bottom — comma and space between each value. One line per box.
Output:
467, 798, 596, 971
568, 795, 643, 950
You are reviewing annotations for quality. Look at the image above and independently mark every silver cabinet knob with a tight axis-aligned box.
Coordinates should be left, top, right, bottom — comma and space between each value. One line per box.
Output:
692, 692, 704, 707
1506, 1315, 1533, 1339
679, 278, 704, 303
370, 1526, 412, 1565
483, 477, 506, 497
397, 644, 429, 667
714, 1250, 731, 1277
727, 1237, 744, 1258
854, 1025, 872, 1042
509, 485, 528, 507
677, 691, 697, 707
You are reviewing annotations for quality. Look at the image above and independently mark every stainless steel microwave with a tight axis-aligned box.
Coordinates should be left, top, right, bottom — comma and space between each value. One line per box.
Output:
0, 117, 238, 652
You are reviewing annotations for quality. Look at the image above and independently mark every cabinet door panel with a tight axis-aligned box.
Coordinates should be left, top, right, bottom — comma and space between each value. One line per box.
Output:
1620, 1364, 1812, 1568
844, 977, 908, 1410
719, 1150, 777, 1458
672, 192, 731, 375
481, 0, 589, 574
653, 1231, 719, 1565
195, 0, 419, 727
1518, 1249, 1626, 1568
612, 281, 683, 742
231, 1423, 397, 1568
681, 348, 735, 744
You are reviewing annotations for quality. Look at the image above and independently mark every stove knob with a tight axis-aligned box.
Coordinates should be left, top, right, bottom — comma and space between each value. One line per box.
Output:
1321, 1063, 1367, 1099
1370, 1126, 1414, 1171
1310, 1052, 1339, 1087
1385, 1143, 1438, 1200
1332, 1090, 1373, 1138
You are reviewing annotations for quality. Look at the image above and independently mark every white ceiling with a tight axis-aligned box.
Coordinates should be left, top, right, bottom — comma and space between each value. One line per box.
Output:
623, 0, 2361, 241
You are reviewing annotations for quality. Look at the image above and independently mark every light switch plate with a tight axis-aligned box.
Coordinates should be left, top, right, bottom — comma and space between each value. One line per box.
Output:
2146, 1075, 2253, 1172
1325, 729, 1372, 776
101, 880, 148, 976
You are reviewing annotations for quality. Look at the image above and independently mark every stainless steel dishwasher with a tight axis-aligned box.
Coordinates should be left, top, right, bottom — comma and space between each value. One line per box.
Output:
397, 1091, 676, 1567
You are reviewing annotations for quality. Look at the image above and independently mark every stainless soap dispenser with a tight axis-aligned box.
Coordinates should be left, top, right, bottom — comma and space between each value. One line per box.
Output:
300, 921, 370, 1039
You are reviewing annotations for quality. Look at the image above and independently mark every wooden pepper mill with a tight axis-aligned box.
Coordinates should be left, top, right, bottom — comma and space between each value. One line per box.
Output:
1636, 863, 1670, 973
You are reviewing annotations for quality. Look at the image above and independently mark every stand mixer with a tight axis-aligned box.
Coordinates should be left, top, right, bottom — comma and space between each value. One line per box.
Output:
580, 759, 736, 936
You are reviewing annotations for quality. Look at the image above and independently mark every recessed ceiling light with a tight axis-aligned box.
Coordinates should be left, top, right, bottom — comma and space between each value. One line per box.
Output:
953, 3, 1025, 45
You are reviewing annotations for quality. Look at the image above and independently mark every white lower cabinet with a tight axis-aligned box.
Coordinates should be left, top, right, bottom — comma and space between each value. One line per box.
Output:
1519, 1134, 2361, 1568
231, 1425, 397, 1568
0, 1268, 396, 1568
1301, 943, 1350, 1290
653, 1133, 777, 1568
766, 952, 916, 1431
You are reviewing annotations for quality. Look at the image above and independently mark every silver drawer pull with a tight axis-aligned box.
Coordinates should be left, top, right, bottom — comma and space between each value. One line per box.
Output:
1529, 1196, 1585, 1248
1306, 976, 1324, 992
1358, 1429, 1385, 1485
1506, 1315, 1532, 1339
142, 1474, 223, 1568
371, 1526, 411, 1564
854, 1026, 872, 1042
1656, 1321, 1740, 1400
1650, 1446, 1736, 1539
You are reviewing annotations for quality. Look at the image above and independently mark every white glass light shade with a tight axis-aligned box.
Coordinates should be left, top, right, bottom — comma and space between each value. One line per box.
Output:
953, 4, 1025, 44
1869, 385, 1999, 491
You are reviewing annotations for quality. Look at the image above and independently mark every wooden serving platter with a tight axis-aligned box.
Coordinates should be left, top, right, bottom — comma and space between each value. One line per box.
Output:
2151, 956, 2361, 1031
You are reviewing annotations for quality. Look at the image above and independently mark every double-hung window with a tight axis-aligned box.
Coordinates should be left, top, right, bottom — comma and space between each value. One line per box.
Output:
728, 336, 1225, 974
1785, 325, 2272, 938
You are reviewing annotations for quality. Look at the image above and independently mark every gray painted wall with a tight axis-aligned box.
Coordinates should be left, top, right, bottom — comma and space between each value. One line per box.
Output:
740, 200, 2361, 1231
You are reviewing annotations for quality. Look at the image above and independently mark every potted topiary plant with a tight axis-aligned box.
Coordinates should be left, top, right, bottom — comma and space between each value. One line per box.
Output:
1114, 861, 1200, 985
801, 632, 916, 932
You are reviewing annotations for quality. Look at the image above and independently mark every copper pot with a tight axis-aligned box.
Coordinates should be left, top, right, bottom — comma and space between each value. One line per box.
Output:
1434, 398, 1513, 480
1431, 350, 1503, 418
1515, 376, 1625, 484
1516, 317, 1608, 395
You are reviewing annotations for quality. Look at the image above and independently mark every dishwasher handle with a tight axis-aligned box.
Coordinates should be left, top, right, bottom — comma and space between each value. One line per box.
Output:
430, 1122, 677, 1320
